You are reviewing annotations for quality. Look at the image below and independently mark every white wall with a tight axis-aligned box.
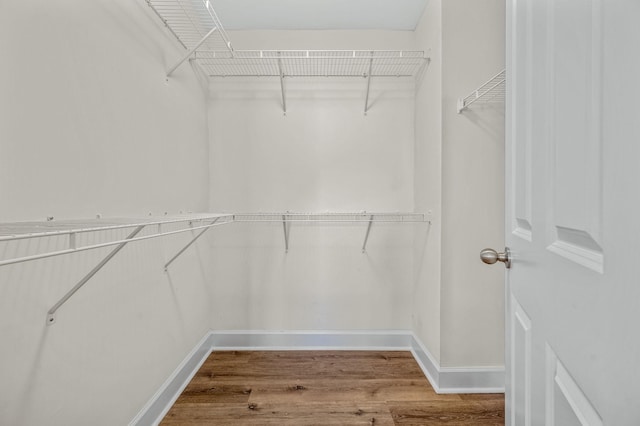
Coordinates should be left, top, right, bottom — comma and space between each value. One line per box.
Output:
440, 0, 505, 368
207, 30, 419, 331
0, 1, 209, 222
0, 1, 213, 425
412, 0, 505, 368
226, 29, 418, 51
413, 0, 443, 364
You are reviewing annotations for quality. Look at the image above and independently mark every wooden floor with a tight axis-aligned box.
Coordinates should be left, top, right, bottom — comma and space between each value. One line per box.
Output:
161, 351, 504, 425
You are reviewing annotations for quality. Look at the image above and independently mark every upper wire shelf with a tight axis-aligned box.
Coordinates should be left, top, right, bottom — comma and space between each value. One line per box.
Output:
457, 69, 506, 113
196, 50, 428, 78
146, 0, 233, 52
145, 0, 428, 113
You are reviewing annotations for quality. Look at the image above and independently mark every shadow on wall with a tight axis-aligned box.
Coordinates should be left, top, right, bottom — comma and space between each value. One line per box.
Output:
14, 329, 49, 425
412, 220, 432, 296
457, 103, 505, 142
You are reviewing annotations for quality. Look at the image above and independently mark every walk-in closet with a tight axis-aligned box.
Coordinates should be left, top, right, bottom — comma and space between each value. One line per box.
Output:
0, 1, 507, 424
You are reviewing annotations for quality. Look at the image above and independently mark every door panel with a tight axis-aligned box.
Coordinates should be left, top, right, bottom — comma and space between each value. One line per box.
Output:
506, 0, 640, 424
545, 346, 603, 426
511, 0, 533, 241
547, 0, 604, 272
510, 297, 531, 426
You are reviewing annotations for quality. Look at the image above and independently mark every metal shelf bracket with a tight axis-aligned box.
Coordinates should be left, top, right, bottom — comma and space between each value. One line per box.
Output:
362, 215, 374, 253
364, 53, 374, 115
167, 27, 218, 77
46, 225, 146, 326
277, 54, 287, 114
164, 217, 220, 271
282, 214, 290, 253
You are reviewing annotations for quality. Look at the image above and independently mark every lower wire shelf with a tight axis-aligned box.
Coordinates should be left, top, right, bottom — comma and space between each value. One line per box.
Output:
0, 211, 430, 325
0, 214, 232, 325
233, 212, 427, 222
234, 212, 430, 254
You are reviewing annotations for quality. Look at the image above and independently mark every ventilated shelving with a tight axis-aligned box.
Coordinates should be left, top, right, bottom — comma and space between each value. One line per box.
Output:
195, 50, 426, 78
457, 69, 506, 113
146, 0, 429, 113
146, 0, 234, 75
0, 214, 232, 325
0, 212, 429, 325
4, 2, 433, 327
233, 212, 426, 223
234, 212, 428, 253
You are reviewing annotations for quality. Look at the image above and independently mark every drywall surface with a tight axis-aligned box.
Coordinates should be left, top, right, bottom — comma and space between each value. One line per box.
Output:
412, 0, 505, 369
0, 1, 209, 222
440, 0, 505, 367
207, 30, 418, 331
413, 0, 443, 364
226, 29, 418, 51
0, 1, 212, 425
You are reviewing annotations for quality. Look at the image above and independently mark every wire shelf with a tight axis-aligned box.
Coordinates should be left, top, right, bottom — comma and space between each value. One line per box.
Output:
146, 0, 233, 52
195, 50, 428, 78
145, 1, 428, 112
145, 1, 426, 79
457, 69, 506, 113
0, 212, 426, 243
0, 211, 428, 267
0, 213, 233, 325
0, 214, 232, 241
233, 212, 428, 223
0, 211, 429, 323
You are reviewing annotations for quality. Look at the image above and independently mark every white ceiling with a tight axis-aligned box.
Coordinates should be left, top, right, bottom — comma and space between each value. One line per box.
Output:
209, 0, 428, 31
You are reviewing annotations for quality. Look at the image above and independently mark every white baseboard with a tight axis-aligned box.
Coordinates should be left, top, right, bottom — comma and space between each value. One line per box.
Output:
128, 332, 214, 426
130, 329, 505, 425
210, 329, 413, 351
410, 334, 505, 393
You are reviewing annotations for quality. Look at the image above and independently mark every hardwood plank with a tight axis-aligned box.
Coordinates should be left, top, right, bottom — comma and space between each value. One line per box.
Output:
458, 393, 506, 411
389, 399, 505, 425
246, 378, 461, 404
189, 351, 252, 378
199, 351, 424, 381
161, 402, 395, 425
161, 351, 505, 425
458, 393, 505, 401
174, 384, 252, 404
181, 377, 457, 402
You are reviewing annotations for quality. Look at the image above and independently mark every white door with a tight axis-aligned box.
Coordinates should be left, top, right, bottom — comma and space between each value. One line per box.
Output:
500, 0, 640, 424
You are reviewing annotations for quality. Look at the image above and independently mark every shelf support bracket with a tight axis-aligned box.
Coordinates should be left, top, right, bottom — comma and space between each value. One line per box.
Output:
166, 26, 218, 77
282, 214, 290, 253
164, 218, 220, 271
364, 53, 374, 114
362, 215, 374, 253
46, 225, 146, 326
277, 55, 287, 114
